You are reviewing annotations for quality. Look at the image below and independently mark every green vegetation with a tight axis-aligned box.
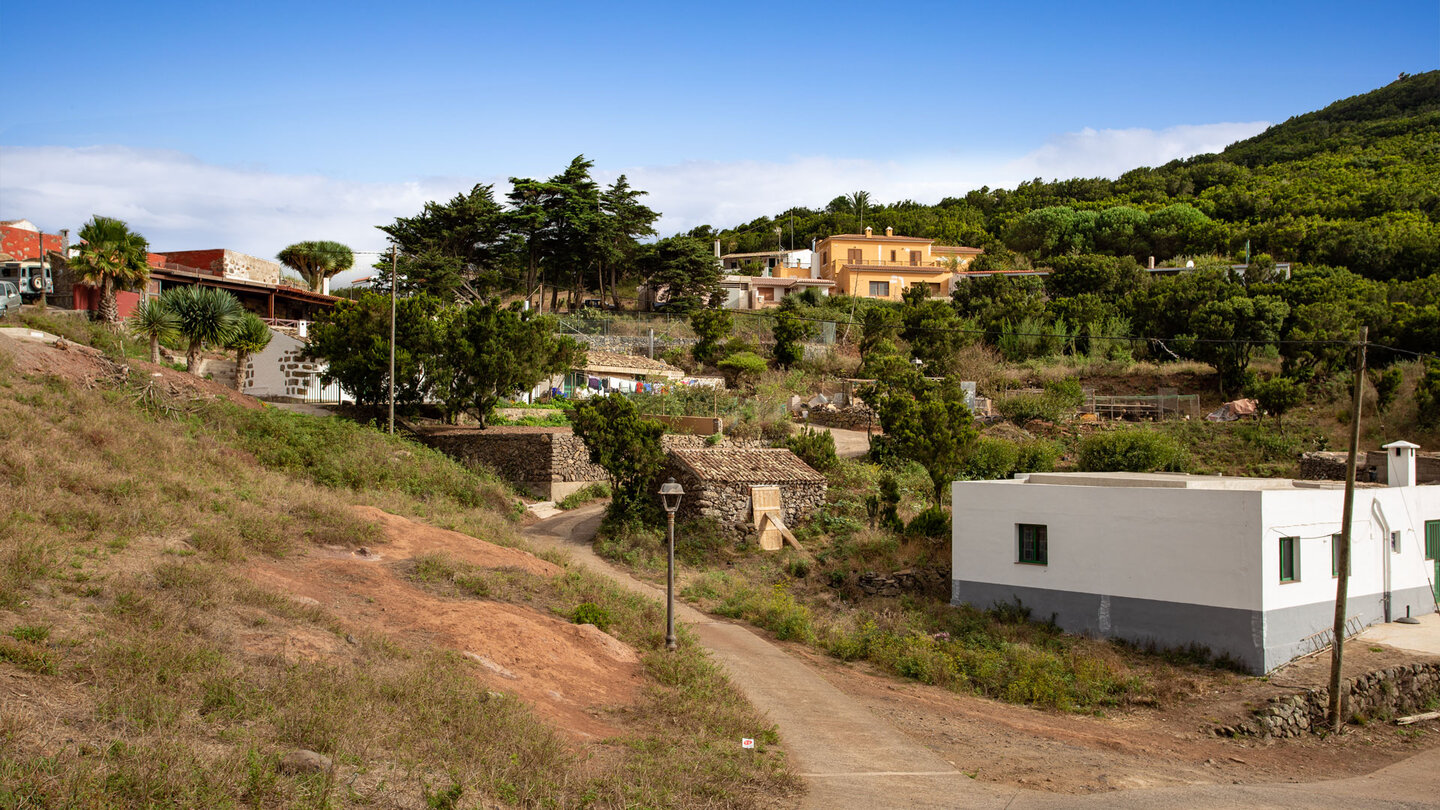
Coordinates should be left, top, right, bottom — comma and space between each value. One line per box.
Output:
223, 311, 274, 392
306, 293, 583, 425
570, 395, 666, 523
162, 285, 245, 373
63, 215, 151, 325
1076, 430, 1188, 473
126, 298, 179, 364
683, 574, 1141, 711
787, 426, 838, 473
277, 240, 355, 294
556, 481, 611, 510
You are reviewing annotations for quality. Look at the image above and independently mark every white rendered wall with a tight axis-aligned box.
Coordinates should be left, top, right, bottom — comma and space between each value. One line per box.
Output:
1259, 486, 1440, 613
951, 480, 1264, 611
243, 329, 302, 397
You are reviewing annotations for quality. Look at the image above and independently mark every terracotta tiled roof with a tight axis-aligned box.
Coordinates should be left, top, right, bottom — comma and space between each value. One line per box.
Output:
584, 349, 685, 378
670, 448, 826, 484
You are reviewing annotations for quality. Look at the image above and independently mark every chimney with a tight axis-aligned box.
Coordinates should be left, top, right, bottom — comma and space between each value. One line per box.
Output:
713, 239, 721, 258
885, 226, 893, 237
1148, 256, 1156, 269
864, 226, 872, 238
1382, 441, 1419, 487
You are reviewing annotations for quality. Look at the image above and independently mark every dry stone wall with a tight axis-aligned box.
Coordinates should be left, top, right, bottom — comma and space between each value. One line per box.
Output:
665, 466, 826, 534
1219, 662, 1440, 738
805, 403, 877, 432
414, 428, 607, 499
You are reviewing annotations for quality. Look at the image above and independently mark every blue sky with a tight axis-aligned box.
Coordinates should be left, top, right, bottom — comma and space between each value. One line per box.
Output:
1, 0, 1435, 281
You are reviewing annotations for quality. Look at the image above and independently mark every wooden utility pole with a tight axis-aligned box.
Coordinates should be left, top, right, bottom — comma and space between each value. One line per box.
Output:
36, 232, 48, 312
388, 247, 397, 436
1328, 325, 1367, 732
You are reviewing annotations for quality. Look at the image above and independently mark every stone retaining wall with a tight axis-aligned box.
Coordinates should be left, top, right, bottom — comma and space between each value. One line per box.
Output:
570, 334, 696, 353
1219, 662, 1440, 738
805, 403, 876, 432
415, 426, 762, 500
1298, 452, 1348, 480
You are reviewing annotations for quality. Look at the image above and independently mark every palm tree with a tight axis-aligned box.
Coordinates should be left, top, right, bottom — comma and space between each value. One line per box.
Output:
224, 311, 273, 392
162, 286, 244, 373
849, 190, 872, 232
277, 241, 354, 294
127, 298, 179, 363
69, 216, 151, 325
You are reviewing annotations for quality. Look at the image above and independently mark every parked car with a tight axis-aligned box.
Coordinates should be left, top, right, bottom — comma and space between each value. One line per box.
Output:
0, 280, 21, 317
0, 261, 52, 301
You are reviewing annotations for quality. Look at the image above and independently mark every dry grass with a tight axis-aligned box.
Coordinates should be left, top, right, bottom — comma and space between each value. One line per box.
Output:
0, 350, 799, 809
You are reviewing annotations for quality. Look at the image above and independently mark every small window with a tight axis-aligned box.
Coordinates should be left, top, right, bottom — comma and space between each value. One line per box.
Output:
1018, 524, 1048, 565
1331, 533, 1352, 577
868, 281, 890, 297
1427, 520, 1439, 560
1280, 536, 1299, 582
890, 250, 897, 262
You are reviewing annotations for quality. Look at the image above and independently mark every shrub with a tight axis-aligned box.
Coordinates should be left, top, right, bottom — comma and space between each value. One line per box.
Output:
788, 426, 838, 472
995, 380, 1084, 425
1014, 440, 1059, 473
1415, 362, 1440, 428
717, 351, 768, 389
905, 507, 950, 539
570, 602, 611, 629
963, 438, 1058, 480
1373, 366, 1404, 414
963, 437, 1020, 480
1077, 430, 1187, 472
556, 481, 611, 510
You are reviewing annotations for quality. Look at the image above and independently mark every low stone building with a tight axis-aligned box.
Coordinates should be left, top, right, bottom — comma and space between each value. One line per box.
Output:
415, 426, 606, 500
664, 448, 827, 534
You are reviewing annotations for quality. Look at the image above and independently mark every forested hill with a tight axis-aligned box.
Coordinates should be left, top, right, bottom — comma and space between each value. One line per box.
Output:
711, 72, 1440, 281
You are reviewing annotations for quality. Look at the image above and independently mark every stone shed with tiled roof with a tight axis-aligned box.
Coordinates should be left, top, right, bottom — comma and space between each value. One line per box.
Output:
665, 448, 827, 532
583, 350, 685, 380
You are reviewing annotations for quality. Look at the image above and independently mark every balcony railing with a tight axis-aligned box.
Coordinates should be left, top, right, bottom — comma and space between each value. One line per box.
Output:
833, 258, 951, 270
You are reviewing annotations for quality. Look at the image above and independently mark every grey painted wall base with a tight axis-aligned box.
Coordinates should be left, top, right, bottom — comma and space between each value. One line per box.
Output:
1263, 585, 1437, 671
951, 579, 1440, 674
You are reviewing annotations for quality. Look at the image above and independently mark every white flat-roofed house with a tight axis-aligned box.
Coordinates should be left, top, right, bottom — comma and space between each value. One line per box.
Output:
950, 441, 1440, 673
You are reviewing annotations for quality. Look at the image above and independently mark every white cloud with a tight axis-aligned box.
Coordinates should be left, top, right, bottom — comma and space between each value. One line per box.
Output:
1, 120, 1266, 286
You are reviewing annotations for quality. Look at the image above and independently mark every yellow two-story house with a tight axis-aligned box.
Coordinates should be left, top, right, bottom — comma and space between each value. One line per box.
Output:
812, 226, 982, 300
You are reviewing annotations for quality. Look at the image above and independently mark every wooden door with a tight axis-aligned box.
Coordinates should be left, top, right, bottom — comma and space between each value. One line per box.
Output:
751, 486, 784, 551
910, 250, 922, 266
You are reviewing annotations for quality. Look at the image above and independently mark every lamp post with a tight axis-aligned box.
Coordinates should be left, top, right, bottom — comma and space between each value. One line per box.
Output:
658, 477, 684, 651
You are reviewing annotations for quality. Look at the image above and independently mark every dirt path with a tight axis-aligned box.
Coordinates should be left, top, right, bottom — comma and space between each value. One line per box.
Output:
791, 423, 872, 458
525, 505, 1440, 810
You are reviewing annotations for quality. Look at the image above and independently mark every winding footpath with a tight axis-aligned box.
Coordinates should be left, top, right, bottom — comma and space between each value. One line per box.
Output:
524, 505, 1440, 810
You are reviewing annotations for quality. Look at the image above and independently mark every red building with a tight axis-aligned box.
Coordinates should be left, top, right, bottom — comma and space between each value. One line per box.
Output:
2, 217, 335, 322
0, 219, 65, 262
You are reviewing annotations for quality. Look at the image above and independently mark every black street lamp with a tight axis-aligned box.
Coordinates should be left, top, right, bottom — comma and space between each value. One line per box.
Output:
658, 477, 684, 651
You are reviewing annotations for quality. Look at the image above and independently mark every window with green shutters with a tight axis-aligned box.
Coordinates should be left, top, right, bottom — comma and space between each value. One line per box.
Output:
1426, 521, 1439, 560
1280, 536, 1299, 582
1018, 524, 1047, 565
1331, 533, 1352, 577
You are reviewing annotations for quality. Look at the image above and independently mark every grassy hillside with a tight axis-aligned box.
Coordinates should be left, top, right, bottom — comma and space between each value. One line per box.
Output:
0, 338, 797, 808
714, 72, 1440, 281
